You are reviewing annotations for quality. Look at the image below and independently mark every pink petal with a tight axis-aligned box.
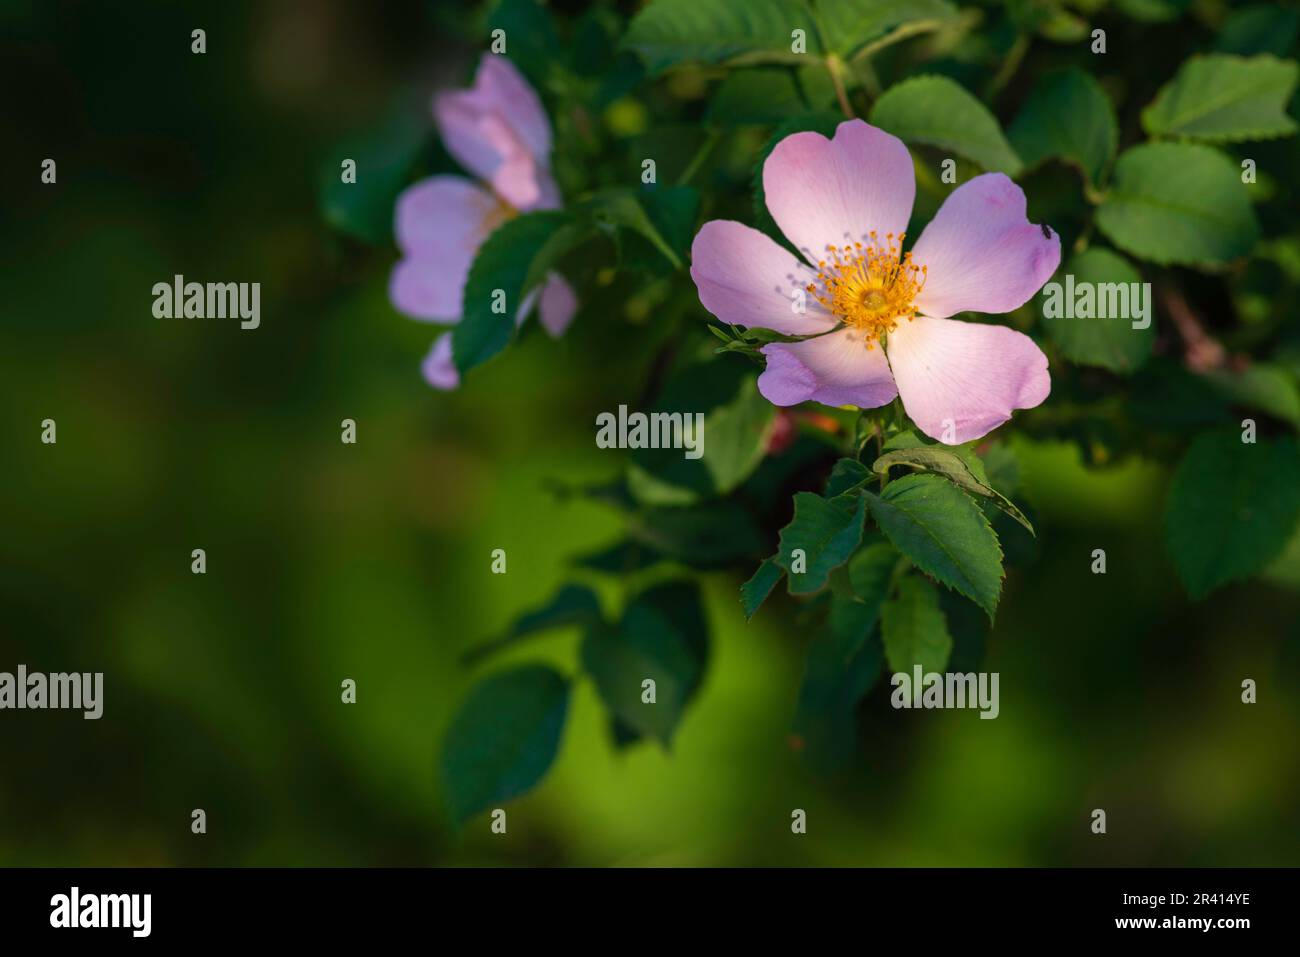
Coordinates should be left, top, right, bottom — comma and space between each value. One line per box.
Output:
390, 258, 462, 322
422, 332, 460, 391
394, 175, 500, 256
389, 177, 500, 322
538, 273, 577, 337
690, 220, 836, 336
885, 315, 1050, 444
762, 119, 915, 266
910, 173, 1060, 320
759, 328, 898, 409
434, 56, 556, 212
473, 55, 552, 164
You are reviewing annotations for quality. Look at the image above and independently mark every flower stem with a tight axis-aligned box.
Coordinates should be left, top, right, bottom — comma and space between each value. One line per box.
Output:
984, 33, 1029, 103
825, 55, 854, 118
676, 128, 721, 187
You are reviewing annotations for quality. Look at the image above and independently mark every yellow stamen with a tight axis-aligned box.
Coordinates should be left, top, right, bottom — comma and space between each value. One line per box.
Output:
806, 232, 927, 348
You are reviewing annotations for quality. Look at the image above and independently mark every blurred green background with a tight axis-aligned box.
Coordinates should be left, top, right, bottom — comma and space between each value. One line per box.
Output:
2, 0, 1298, 866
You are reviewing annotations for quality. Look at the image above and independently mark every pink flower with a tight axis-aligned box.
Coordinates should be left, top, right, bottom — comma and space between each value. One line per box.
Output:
689, 119, 1059, 444
390, 54, 577, 390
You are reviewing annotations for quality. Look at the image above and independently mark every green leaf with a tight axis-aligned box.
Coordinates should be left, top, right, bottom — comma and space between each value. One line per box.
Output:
824, 457, 873, 498
864, 474, 1004, 618
1042, 247, 1153, 374
868, 75, 1022, 175
847, 540, 900, 607
453, 210, 574, 374
626, 501, 766, 567
817, 0, 960, 60
629, 358, 776, 504
709, 68, 819, 125
587, 187, 697, 269
1201, 364, 1300, 427
581, 581, 708, 743
1116, 0, 1191, 22
778, 492, 867, 594
1214, 6, 1300, 58
1141, 54, 1299, 143
1096, 143, 1260, 267
1008, 68, 1117, 186
609, 716, 644, 750
792, 596, 884, 770
883, 429, 993, 484
741, 557, 785, 620
440, 665, 570, 825
571, 540, 665, 576
319, 103, 428, 245
1165, 432, 1300, 598
880, 574, 953, 674
623, 0, 821, 73
872, 447, 1034, 534
1031, 4, 1089, 43
485, 1, 560, 83
459, 584, 602, 665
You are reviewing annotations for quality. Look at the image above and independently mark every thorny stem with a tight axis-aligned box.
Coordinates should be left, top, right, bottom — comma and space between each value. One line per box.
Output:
1159, 282, 1228, 372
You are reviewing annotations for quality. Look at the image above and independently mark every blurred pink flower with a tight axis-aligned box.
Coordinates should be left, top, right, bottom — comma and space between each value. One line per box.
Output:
390, 54, 576, 390
689, 119, 1059, 444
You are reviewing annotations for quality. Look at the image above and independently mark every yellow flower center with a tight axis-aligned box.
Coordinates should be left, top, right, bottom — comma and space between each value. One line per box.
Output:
476, 196, 518, 243
806, 232, 927, 348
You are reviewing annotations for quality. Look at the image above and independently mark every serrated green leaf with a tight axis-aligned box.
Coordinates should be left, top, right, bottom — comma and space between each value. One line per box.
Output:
824, 457, 873, 498
581, 581, 708, 743
847, 540, 900, 607
624, 0, 821, 73
1042, 247, 1153, 373
1214, 5, 1300, 58
1142, 54, 1299, 143
869, 75, 1022, 174
741, 557, 785, 620
880, 574, 953, 674
792, 596, 884, 770
864, 474, 1004, 618
440, 665, 570, 825
883, 429, 993, 483
453, 210, 574, 373
818, 0, 960, 60
587, 187, 697, 269
1008, 68, 1117, 186
1165, 432, 1300, 598
1096, 143, 1260, 267
460, 584, 602, 665
778, 492, 867, 594
872, 447, 1034, 533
